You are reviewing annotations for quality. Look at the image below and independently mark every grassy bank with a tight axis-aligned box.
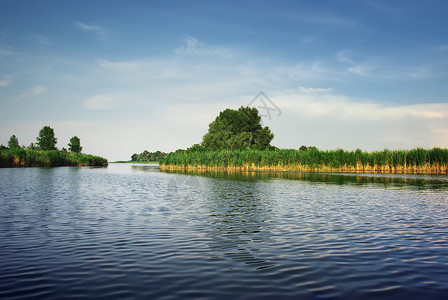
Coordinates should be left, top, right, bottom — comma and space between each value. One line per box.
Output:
160, 148, 448, 174
0, 148, 108, 168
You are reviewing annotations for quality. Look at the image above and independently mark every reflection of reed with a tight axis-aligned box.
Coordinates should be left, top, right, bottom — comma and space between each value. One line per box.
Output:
161, 163, 448, 174
162, 169, 448, 190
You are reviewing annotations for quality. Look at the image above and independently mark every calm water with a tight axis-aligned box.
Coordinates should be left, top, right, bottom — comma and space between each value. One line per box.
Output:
1, 164, 447, 299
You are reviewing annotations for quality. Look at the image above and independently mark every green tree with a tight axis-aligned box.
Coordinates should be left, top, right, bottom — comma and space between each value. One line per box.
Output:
36, 126, 57, 150
68, 136, 82, 153
202, 106, 274, 150
8, 134, 19, 149
27, 143, 38, 150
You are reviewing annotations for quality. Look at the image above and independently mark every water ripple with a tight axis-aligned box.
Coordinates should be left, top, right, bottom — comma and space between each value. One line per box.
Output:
0, 165, 448, 299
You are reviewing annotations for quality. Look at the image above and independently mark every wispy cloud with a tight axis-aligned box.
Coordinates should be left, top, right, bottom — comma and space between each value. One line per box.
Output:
337, 50, 355, 64
83, 94, 119, 110
348, 65, 372, 76
336, 50, 374, 77
0, 75, 13, 87
273, 60, 334, 82
97, 59, 138, 71
15, 86, 47, 100
31, 86, 47, 96
74, 21, 106, 39
33, 34, 51, 45
175, 36, 234, 57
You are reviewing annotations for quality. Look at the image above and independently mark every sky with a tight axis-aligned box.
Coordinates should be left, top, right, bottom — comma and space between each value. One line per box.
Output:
1, 0, 447, 161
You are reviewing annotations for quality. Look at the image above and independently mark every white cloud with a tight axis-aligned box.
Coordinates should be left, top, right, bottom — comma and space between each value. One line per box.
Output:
348, 65, 371, 76
298, 86, 333, 94
175, 36, 233, 57
0, 75, 13, 87
14, 85, 47, 100
74, 22, 106, 39
276, 88, 448, 121
97, 59, 138, 70
31, 86, 47, 96
83, 94, 120, 110
269, 88, 448, 150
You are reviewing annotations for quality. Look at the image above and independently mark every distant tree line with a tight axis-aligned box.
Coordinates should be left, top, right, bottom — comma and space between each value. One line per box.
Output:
1, 125, 83, 153
1, 126, 107, 167
131, 150, 167, 162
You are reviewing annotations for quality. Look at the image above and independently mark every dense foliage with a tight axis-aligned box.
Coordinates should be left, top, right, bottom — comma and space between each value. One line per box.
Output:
202, 106, 274, 150
131, 150, 167, 162
68, 136, 82, 153
1, 126, 107, 167
0, 148, 108, 168
8, 135, 19, 149
160, 147, 448, 170
37, 125, 57, 150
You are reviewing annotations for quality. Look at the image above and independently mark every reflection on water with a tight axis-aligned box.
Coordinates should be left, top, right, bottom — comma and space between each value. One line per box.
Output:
163, 168, 448, 190
1, 164, 448, 299
202, 178, 275, 270
131, 163, 161, 172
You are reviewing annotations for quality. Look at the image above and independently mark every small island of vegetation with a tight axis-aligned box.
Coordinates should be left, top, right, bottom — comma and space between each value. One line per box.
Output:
160, 106, 448, 174
0, 126, 108, 168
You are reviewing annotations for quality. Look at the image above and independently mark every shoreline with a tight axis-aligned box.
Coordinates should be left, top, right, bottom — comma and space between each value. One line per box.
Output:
160, 163, 448, 174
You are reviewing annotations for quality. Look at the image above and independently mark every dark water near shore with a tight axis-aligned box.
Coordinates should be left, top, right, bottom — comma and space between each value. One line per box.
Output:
1, 164, 447, 299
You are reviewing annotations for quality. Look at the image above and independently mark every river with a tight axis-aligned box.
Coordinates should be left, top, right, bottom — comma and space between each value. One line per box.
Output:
1, 163, 447, 299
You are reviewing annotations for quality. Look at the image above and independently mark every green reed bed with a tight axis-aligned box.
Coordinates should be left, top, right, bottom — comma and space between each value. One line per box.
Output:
0, 148, 108, 168
160, 147, 448, 172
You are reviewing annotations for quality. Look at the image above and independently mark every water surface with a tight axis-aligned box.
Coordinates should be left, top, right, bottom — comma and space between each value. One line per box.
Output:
1, 164, 447, 299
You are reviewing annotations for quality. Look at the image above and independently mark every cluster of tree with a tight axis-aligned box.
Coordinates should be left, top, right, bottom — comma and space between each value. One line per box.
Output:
158, 106, 275, 160
131, 150, 167, 162
1, 126, 107, 168
201, 106, 274, 150
1, 126, 82, 153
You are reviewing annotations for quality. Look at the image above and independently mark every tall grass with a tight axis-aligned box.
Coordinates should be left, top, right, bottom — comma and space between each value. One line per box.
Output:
160, 147, 448, 174
0, 148, 108, 168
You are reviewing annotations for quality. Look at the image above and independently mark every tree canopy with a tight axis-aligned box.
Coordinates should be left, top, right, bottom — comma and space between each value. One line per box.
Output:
201, 106, 274, 150
68, 136, 82, 153
131, 150, 167, 162
8, 135, 19, 149
36, 126, 57, 150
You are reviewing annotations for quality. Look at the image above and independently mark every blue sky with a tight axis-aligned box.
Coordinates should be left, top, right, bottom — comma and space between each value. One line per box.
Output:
1, 0, 447, 161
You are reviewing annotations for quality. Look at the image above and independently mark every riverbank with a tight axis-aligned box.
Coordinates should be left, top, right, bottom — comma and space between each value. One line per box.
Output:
0, 148, 108, 167
160, 163, 448, 174
160, 147, 448, 174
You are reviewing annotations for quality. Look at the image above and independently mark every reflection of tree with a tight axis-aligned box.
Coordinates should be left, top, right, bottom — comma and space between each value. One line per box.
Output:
131, 164, 161, 173
200, 175, 275, 270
